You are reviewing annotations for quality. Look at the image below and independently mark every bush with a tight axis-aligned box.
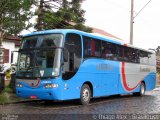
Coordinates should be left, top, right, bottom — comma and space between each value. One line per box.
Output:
0, 92, 10, 104
4, 86, 13, 93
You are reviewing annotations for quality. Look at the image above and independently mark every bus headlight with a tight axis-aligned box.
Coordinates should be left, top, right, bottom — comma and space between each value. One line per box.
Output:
16, 83, 23, 88
44, 83, 59, 89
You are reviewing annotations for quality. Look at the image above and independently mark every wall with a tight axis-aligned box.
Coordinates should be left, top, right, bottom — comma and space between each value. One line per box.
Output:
1, 41, 19, 72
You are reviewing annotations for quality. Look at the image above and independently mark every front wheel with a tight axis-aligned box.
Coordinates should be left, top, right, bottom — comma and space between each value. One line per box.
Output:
80, 84, 91, 105
134, 82, 145, 96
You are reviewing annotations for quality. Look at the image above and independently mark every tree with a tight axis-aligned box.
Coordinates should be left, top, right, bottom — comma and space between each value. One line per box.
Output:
35, 0, 92, 32
156, 46, 160, 56
156, 46, 160, 73
0, 0, 36, 46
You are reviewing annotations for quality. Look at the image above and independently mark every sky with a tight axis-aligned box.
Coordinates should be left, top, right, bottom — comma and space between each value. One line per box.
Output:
82, 0, 160, 50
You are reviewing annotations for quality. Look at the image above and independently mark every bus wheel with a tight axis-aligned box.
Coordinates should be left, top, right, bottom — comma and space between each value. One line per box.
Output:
44, 100, 53, 104
80, 84, 91, 105
134, 82, 145, 96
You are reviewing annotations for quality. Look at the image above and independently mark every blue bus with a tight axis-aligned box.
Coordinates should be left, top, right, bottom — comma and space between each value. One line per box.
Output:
16, 29, 156, 105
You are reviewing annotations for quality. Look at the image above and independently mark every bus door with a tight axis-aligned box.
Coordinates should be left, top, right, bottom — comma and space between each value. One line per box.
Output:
62, 33, 82, 99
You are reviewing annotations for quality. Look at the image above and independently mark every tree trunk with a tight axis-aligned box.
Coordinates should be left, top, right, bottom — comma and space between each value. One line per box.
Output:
0, 31, 5, 47
37, 0, 45, 31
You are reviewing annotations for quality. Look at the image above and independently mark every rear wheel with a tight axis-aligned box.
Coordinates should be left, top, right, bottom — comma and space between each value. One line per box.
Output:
80, 84, 91, 105
134, 82, 145, 96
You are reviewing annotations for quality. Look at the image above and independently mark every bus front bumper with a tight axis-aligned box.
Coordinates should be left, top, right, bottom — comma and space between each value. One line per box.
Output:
16, 87, 62, 100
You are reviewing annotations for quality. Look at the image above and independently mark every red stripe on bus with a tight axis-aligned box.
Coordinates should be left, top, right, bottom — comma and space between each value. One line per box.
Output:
32, 78, 40, 87
124, 44, 128, 46
121, 62, 141, 91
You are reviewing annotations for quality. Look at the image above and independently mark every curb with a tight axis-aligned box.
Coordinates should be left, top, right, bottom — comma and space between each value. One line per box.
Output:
0, 99, 41, 105
154, 87, 160, 91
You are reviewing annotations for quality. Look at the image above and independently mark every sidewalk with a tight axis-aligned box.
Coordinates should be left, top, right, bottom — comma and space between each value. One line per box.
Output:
154, 80, 160, 91
156, 80, 160, 87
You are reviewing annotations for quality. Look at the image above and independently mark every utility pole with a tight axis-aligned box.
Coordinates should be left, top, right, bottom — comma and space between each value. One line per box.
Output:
130, 0, 134, 45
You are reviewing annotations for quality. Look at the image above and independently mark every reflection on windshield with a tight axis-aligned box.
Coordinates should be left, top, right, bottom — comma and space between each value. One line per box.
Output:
16, 34, 63, 79
21, 34, 63, 49
17, 50, 55, 78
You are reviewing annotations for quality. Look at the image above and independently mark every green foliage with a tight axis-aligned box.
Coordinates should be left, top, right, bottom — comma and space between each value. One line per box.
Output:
0, 86, 27, 104
4, 86, 13, 93
0, 0, 91, 38
0, 91, 27, 104
156, 46, 160, 73
0, 92, 10, 104
0, 0, 36, 36
35, 0, 92, 32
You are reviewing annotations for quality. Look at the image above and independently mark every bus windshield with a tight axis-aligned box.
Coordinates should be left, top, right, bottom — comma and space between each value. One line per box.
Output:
16, 34, 63, 79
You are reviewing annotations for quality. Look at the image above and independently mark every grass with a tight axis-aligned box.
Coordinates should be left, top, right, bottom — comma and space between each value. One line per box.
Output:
0, 92, 10, 104
3, 86, 13, 93
0, 86, 27, 104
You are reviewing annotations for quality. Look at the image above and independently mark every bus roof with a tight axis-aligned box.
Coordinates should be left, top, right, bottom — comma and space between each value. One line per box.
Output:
23, 29, 154, 53
23, 29, 123, 44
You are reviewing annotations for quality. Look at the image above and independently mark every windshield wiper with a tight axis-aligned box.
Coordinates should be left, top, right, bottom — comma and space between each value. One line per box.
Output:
22, 66, 33, 77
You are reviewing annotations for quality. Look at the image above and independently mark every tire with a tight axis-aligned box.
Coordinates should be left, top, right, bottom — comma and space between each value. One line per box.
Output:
134, 82, 145, 96
44, 100, 53, 104
80, 84, 91, 105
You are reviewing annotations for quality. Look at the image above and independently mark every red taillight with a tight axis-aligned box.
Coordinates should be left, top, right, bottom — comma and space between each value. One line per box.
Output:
30, 96, 37, 99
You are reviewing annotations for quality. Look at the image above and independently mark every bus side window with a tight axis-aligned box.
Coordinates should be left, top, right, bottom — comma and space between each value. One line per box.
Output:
62, 33, 82, 80
83, 36, 101, 58
139, 50, 149, 64
116, 45, 123, 61
101, 41, 121, 61
123, 47, 140, 63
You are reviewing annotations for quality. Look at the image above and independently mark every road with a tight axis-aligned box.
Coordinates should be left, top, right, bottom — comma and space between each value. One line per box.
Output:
0, 89, 160, 120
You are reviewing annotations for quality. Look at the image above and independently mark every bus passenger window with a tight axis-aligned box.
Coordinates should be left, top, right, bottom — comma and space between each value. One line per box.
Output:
83, 36, 101, 58
139, 51, 149, 64
123, 47, 140, 63
101, 41, 119, 60
116, 45, 123, 61
102, 49, 113, 59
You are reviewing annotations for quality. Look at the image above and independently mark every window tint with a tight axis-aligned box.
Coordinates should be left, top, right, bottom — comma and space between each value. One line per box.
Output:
65, 33, 82, 70
123, 47, 139, 63
22, 34, 63, 49
83, 36, 101, 58
139, 50, 150, 64
101, 41, 122, 61
83, 35, 153, 64
116, 45, 123, 61
40, 34, 63, 47
83, 36, 123, 61
62, 33, 82, 80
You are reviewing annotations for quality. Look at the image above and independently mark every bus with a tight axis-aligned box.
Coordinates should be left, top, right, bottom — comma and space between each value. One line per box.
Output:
16, 29, 156, 105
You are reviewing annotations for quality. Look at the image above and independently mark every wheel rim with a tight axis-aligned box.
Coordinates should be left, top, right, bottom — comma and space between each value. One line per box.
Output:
141, 84, 145, 95
82, 88, 90, 102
